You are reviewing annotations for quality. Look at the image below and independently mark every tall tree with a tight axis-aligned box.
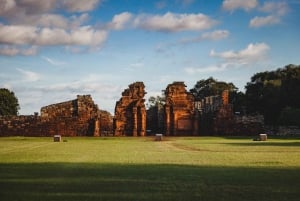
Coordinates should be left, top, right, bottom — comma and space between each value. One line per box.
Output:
245, 64, 300, 125
190, 77, 238, 101
0, 88, 20, 116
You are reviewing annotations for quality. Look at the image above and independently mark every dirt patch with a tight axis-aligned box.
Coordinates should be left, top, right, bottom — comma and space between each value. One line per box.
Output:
170, 143, 208, 152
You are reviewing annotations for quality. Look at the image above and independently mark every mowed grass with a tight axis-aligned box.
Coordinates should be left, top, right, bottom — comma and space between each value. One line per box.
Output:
0, 136, 300, 201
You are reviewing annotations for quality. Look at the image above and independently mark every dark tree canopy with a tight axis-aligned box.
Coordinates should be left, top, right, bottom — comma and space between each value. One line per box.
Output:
0, 88, 20, 116
245, 64, 300, 125
146, 95, 165, 109
190, 77, 238, 101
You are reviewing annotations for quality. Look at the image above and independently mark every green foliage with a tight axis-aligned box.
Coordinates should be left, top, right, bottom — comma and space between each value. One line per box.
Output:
190, 77, 238, 101
279, 107, 300, 126
0, 88, 20, 116
0, 137, 300, 201
146, 95, 165, 109
245, 64, 300, 125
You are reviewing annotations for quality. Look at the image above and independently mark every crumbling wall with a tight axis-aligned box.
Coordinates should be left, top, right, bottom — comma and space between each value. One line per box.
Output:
114, 82, 146, 136
164, 82, 198, 136
0, 95, 103, 137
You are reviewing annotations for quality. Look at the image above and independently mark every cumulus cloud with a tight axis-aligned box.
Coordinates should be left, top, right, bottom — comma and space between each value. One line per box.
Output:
259, 1, 289, 16
0, 0, 103, 56
210, 43, 270, 64
61, 0, 100, 12
249, 15, 280, 27
222, 0, 258, 11
0, 24, 108, 47
180, 30, 229, 44
0, 0, 100, 17
249, 2, 289, 28
107, 12, 133, 30
133, 12, 218, 32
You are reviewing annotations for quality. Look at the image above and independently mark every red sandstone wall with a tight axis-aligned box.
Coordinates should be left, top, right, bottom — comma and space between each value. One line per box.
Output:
0, 95, 103, 137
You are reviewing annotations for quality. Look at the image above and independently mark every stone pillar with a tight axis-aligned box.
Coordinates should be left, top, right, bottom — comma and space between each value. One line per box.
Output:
165, 106, 170, 136
173, 112, 178, 136
140, 107, 146, 136
133, 107, 138, 136
93, 119, 100, 137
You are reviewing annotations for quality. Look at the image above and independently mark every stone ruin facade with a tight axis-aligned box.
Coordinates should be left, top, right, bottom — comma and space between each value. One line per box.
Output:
146, 83, 264, 136
164, 82, 198, 136
0, 82, 265, 137
0, 95, 113, 137
114, 82, 146, 136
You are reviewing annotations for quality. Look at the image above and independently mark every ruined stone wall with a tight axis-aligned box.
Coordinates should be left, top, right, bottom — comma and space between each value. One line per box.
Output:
0, 95, 103, 137
164, 82, 198, 136
114, 82, 146, 136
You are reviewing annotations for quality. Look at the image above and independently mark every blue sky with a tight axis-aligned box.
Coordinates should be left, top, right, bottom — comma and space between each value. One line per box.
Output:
0, 0, 299, 115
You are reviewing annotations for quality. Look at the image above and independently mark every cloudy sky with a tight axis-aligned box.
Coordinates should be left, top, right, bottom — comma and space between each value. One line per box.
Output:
0, 0, 299, 115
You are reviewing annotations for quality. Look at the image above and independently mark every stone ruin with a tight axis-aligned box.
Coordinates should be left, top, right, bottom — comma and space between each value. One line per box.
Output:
213, 90, 235, 135
0, 95, 113, 137
114, 82, 146, 136
0, 81, 265, 137
40, 95, 100, 136
164, 82, 198, 136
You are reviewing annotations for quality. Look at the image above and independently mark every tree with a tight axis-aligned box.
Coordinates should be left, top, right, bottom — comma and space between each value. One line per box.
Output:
190, 77, 238, 101
146, 95, 165, 134
146, 95, 165, 109
0, 88, 20, 116
245, 64, 300, 125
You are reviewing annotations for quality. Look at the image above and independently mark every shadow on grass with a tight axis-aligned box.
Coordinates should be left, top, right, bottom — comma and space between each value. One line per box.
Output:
227, 141, 300, 147
0, 163, 299, 201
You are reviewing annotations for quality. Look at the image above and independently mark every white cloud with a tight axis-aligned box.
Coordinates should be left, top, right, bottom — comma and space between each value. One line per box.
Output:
0, 45, 37, 56
249, 15, 280, 27
0, 0, 103, 56
0, 45, 19, 56
180, 30, 229, 44
201, 30, 230, 40
61, 0, 100, 12
222, 0, 258, 11
16, 68, 41, 82
249, 2, 289, 28
133, 12, 218, 32
185, 63, 229, 74
210, 43, 270, 64
0, 24, 108, 47
107, 12, 132, 30
259, 2, 289, 16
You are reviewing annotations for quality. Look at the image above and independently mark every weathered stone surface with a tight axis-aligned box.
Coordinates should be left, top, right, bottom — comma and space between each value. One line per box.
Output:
0, 95, 109, 137
164, 82, 198, 136
114, 82, 146, 136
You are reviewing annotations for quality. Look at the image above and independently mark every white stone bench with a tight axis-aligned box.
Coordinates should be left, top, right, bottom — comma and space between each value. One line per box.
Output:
53, 135, 61, 142
155, 134, 163, 141
259, 134, 267, 141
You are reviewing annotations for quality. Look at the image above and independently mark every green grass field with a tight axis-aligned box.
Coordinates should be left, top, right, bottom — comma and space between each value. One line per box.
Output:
0, 136, 299, 201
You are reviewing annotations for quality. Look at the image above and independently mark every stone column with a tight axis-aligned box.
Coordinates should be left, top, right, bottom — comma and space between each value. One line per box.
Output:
133, 107, 137, 136
140, 107, 146, 136
165, 106, 170, 136
93, 119, 100, 137
173, 112, 177, 136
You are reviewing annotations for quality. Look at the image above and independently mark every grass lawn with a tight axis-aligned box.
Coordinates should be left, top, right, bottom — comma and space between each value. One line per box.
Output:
0, 136, 299, 201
